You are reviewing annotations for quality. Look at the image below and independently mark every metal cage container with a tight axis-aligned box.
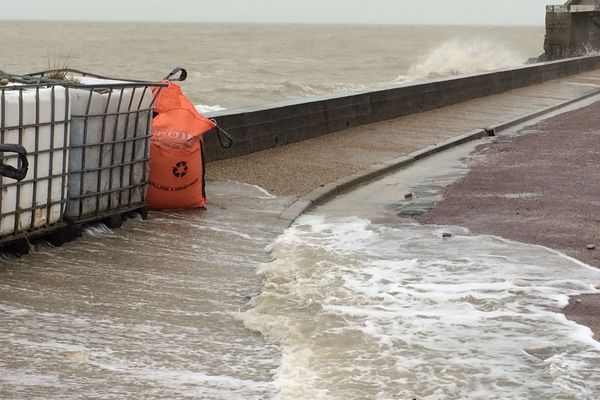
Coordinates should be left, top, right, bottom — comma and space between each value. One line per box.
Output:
0, 84, 71, 244
31, 70, 166, 223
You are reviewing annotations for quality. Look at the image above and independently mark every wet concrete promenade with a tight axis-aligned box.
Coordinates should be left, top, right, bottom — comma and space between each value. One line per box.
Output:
208, 69, 600, 198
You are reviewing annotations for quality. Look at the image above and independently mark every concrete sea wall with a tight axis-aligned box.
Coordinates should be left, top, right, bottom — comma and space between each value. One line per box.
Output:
544, 4, 600, 60
203, 55, 600, 162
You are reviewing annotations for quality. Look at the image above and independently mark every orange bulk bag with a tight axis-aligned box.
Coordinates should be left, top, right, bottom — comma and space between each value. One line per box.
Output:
147, 81, 215, 209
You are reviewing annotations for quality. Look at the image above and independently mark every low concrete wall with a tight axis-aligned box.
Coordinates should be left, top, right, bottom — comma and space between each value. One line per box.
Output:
203, 55, 600, 162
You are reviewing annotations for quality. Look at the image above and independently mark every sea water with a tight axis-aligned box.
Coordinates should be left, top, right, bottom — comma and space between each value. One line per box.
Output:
0, 181, 288, 399
244, 216, 600, 399
1, 22, 544, 110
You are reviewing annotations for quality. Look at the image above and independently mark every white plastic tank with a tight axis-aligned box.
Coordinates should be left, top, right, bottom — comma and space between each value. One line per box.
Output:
65, 77, 154, 219
0, 85, 70, 237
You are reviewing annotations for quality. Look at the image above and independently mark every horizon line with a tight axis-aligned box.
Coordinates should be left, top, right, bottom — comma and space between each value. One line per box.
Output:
0, 18, 545, 28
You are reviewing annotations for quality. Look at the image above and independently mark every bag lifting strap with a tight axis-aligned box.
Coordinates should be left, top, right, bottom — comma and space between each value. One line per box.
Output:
163, 67, 233, 149
216, 125, 234, 149
209, 119, 233, 149
164, 67, 188, 82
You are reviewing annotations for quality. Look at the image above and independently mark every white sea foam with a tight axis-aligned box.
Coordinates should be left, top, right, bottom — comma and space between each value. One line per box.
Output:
196, 104, 226, 114
244, 215, 600, 399
283, 81, 367, 97
220, 180, 277, 200
82, 223, 114, 237
396, 40, 525, 83
0, 369, 60, 387
198, 225, 254, 240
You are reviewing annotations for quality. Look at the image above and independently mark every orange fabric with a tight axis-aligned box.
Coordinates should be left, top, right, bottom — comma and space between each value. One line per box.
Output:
147, 82, 215, 209
152, 81, 215, 137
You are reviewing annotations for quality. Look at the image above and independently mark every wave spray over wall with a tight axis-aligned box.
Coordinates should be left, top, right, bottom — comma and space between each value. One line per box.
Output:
397, 40, 526, 82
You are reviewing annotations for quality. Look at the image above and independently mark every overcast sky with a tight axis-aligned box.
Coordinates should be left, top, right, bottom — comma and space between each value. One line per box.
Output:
3, 0, 556, 26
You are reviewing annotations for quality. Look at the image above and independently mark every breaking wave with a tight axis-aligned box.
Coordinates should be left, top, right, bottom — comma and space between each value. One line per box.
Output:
397, 40, 526, 83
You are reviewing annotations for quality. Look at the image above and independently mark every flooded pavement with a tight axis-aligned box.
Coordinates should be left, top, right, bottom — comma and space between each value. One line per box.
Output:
246, 215, 600, 399
243, 142, 600, 399
0, 181, 291, 399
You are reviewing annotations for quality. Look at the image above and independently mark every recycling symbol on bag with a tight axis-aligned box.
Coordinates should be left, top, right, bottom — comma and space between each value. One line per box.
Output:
172, 161, 188, 178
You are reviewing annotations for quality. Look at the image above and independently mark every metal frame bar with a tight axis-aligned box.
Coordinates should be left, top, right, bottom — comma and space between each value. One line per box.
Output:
67, 135, 150, 149
71, 181, 150, 200
14, 88, 24, 234
27, 69, 168, 88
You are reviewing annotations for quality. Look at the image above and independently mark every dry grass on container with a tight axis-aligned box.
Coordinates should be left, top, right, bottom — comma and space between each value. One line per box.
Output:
45, 54, 80, 83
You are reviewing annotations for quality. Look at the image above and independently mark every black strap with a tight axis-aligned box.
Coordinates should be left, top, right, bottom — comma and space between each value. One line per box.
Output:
208, 119, 233, 148
0, 144, 29, 181
216, 126, 234, 149
164, 68, 188, 82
